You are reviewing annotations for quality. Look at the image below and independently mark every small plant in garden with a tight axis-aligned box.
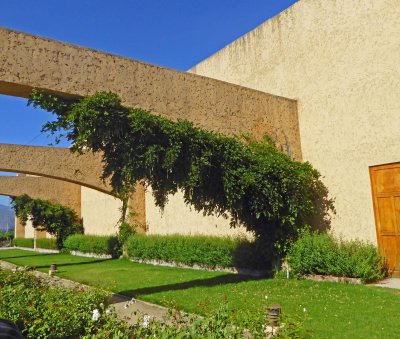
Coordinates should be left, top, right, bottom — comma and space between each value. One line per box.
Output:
0, 230, 14, 241
0, 270, 129, 338
286, 229, 387, 282
10, 194, 82, 249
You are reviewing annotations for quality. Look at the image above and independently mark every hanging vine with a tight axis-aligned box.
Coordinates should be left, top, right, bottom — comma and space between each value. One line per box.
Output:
11, 194, 82, 249
28, 91, 334, 255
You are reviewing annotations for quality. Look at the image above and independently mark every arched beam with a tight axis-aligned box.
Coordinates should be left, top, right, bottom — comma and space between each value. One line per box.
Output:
0, 175, 81, 238
0, 143, 146, 229
0, 143, 109, 193
0, 175, 81, 215
0, 27, 301, 160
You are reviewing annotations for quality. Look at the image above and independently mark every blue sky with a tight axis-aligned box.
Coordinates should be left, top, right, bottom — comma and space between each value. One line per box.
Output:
0, 0, 298, 205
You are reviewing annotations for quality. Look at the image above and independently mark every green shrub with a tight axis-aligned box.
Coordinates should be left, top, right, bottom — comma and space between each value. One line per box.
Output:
64, 234, 121, 258
0, 231, 14, 241
126, 234, 267, 269
0, 270, 129, 338
36, 238, 57, 250
11, 194, 82, 249
13, 238, 34, 248
118, 221, 136, 244
286, 230, 387, 283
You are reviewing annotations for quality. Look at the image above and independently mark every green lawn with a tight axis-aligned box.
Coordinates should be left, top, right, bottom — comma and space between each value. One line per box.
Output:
1, 249, 399, 338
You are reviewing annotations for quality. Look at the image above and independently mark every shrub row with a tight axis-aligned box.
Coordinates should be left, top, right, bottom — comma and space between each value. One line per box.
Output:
12, 238, 57, 250
286, 230, 387, 283
13, 238, 34, 248
126, 234, 267, 269
36, 238, 58, 250
63, 234, 120, 258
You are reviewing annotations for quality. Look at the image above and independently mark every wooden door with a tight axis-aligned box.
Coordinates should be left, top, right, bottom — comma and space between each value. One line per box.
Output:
370, 163, 400, 276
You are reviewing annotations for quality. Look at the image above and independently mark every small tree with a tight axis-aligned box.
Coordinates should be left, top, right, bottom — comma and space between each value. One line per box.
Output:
28, 91, 334, 260
11, 194, 82, 249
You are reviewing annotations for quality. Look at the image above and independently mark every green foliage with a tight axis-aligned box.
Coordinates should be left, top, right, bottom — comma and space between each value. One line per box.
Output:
64, 234, 121, 258
0, 268, 309, 338
13, 238, 34, 248
0, 230, 14, 241
29, 91, 334, 256
10, 194, 82, 249
126, 234, 267, 269
13, 238, 57, 250
36, 238, 57, 250
0, 269, 129, 338
118, 221, 136, 245
132, 303, 308, 338
286, 230, 387, 282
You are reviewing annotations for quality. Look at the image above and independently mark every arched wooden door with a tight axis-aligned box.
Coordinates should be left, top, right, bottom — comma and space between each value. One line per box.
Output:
370, 163, 400, 277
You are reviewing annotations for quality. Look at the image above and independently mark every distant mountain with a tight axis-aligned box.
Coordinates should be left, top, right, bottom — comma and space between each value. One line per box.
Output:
0, 204, 14, 232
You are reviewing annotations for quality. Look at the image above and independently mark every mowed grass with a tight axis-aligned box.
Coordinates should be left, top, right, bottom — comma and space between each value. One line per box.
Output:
1, 249, 399, 338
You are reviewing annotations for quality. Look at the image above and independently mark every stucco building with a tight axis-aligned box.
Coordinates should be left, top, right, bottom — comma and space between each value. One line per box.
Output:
7, 0, 400, 272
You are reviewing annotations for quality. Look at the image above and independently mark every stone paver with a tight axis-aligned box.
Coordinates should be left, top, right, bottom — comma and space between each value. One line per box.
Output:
373, 278, 400, 289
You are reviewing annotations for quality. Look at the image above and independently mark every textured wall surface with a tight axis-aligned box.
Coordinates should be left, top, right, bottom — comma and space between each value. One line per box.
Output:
0, 143, 145, 232
81, 187, 121, 236
0, 175, 81, 214
146, 189, 252, 238
1, 175, 81, 239
0, 27, 301, 159
190, 0, 400, 243
0, 143, 108, 192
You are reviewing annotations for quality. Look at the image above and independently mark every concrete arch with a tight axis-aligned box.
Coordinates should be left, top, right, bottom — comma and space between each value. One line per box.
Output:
0, 175, 81, 238
0, 175, 81, 214
0, 27, 301, 160
0, 143, 146, 229
0, 143, 109, 193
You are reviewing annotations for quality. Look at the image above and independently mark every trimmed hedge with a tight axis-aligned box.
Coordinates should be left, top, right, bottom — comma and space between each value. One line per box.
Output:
13, 238, 34, 248
13, 238, 57, 250
64, 234, 120, 258
286, 230, 387, 283
126, 234, 267, 269
36, 238, 57, 250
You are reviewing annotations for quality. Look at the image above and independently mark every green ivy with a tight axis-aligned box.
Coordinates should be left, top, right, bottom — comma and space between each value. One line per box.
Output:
10, 194, 82, 249
29, 91, 334, 255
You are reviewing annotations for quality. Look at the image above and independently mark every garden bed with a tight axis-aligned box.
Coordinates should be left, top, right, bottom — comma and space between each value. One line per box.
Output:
1, 248, 400, 338
303, 274, 361, 284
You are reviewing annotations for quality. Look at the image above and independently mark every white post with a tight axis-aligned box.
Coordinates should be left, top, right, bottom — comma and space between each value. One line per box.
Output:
33, 229, 37, 250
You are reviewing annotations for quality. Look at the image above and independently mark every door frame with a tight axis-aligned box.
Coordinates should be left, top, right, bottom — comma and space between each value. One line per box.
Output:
369, 162, 400, 277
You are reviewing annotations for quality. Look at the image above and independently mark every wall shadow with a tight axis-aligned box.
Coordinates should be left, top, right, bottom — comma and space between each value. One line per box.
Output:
118, 273, 269, 298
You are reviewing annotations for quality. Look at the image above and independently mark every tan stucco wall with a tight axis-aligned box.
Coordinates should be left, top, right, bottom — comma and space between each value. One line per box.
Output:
2, 174, 81, 239
0, 144, 146, 229
0, 144, 108, 192
0, 27, 304, 238
0, 175, 81, 215
190, 0, 400, 243
0, 27, 301, 159
146, 189, 252, 238
81, 186, 121, 236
